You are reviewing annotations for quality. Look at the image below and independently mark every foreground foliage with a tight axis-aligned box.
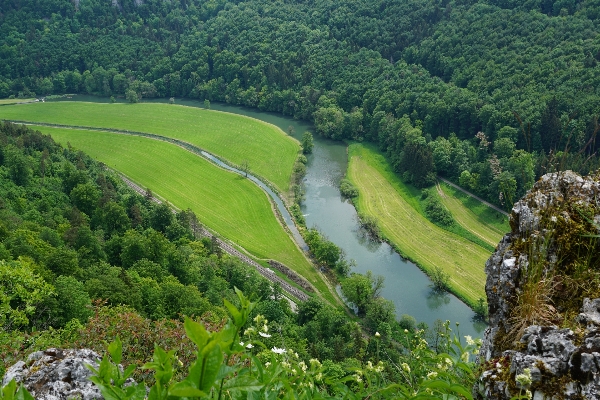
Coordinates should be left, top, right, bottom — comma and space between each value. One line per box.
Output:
36, 291, 483, 399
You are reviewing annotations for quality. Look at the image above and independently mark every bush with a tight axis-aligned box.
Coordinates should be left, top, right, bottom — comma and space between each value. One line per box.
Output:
357, 212, 381, 240
430, 266, 450, 292
423, 196, 454, 227
339, 179, 359, 198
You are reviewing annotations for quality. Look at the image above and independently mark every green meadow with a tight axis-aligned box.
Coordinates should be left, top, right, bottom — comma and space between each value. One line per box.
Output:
438, 182, 509, 249
347, 142, 490, 307
36, 126, 337, 304
0, 102, 299, 193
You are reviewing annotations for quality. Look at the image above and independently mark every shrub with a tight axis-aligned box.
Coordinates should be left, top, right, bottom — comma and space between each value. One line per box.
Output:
340, 179, 359, 198
423, 196, 454, 227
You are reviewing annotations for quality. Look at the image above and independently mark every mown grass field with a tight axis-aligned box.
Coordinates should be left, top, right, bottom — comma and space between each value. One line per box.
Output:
36, 126, 337, 304
347, 142, 490, 307
437, 182, 509, 249
0, 102, 299, 193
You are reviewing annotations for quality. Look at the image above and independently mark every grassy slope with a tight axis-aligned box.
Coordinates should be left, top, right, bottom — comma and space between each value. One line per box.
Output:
0, 102, 299, 193
39, 126, 337, 304
437, 182, 509, 249
347, 142, 489, 306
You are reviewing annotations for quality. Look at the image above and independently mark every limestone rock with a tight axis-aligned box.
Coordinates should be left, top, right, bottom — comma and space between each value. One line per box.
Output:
1, 348, 103, 400
475, 171, 600, 399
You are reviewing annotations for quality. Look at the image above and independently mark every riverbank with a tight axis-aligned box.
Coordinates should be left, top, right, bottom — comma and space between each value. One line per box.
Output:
346, 142, 491, 308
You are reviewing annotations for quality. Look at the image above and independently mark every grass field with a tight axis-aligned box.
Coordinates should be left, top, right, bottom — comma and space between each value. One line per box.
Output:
347, 142, 490, 307
36, 126, 337, 304
0, 102, 299, 193
437, 182, 509, 248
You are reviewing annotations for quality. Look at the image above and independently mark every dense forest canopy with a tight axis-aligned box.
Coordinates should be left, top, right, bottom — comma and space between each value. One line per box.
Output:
1, 0, 599, 205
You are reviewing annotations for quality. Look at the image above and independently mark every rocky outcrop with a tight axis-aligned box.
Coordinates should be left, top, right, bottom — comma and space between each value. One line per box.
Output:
475, 171, 600, 399
2, 348, 103, 400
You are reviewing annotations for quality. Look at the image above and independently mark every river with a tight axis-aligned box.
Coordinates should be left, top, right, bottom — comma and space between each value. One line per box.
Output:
48, 95, 487, 337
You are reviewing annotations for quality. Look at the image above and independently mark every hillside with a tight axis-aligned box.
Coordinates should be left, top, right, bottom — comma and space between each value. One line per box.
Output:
1, 0, 600, 208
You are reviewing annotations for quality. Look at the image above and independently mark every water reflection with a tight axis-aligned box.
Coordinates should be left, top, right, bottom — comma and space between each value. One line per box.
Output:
426, 290, 452, 310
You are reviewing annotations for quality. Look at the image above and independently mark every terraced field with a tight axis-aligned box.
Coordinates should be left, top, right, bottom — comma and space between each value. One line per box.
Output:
0, 102, 299, 193
34, 125, 337, 305
347, 142, 490, 307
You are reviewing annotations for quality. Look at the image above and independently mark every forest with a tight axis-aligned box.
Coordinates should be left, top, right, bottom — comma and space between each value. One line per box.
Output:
1, 0, 600, 207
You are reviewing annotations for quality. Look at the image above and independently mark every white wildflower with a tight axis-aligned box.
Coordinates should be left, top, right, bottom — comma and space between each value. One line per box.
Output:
259, 332, 271, 338
515, 368, 532, 388
366, 361, 373, 370
309, 358, 321, 366
244, 327, 255, 335
316, 373, 323, 381
353, 374, 362, 383
262, 324, 268, 333
427, 371, 438, 379
246, 343, 254, 349
375, 331, 381, 338
265, 362, 271, 367
271, 347, 286, 354
461, 352, 470, 363
299, 361, 307, 372
465, 335, 475, 346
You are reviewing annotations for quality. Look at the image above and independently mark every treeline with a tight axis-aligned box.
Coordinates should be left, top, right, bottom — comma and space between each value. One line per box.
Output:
1, 0, 600, 204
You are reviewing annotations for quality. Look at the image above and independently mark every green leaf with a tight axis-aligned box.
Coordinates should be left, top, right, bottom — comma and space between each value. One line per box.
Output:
449, 383, 474, 399
224, 299, 242, 327
14, 386, 34, 400
222, 374, 262, 392
2, 379, 17, 400
108, 336, 123, 365
124, 383, 147, 400
122, 364, 137, 381
198, 342, 224, 392
421, 380, 451, 390
184, 317, 209, 349
169, 380, 207, 398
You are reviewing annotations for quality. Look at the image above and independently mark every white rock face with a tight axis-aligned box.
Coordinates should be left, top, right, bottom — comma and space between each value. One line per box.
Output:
2, 348, 103, 400
474, 171, 600, 399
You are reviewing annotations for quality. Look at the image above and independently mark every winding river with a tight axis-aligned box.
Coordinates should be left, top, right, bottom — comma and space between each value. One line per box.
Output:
48, 95, 487, 337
